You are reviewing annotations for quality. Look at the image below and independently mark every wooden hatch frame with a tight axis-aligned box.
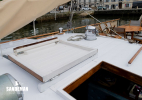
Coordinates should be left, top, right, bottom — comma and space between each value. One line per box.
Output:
64, 61, 142, 94
8, 37, 97, 83
8, 37, 58, 82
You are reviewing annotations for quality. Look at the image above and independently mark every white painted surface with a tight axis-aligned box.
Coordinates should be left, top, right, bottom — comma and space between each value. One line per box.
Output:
38, 54, 98, 93
0, 33, 142, 100
9, 39, 97, 82
14, 39, 59, 55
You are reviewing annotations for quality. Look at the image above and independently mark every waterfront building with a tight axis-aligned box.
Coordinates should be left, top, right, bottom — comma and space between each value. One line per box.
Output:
62, 0, 105, 10
104, 0, 142, 9
77, 0, 105, 8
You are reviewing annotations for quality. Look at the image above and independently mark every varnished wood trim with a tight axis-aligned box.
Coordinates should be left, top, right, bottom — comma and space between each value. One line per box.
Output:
64, 62, 102, 93
0, 19, 120, 44
8, 55, 43, 82
58, 32, 65, 35
64, 61, 142, 94
113, 35, 122, 39
37, 35, 53, 40
14, 37, 57, 50
128, 47, 142, 64
0, 38, 26, 44
74, 26, 86, 29
101, 62, 142, 86
27, 31, 59, 39
99, 33, 107, 36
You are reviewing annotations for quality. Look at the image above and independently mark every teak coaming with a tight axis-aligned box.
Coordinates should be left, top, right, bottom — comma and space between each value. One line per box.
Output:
64, 61, 142, 94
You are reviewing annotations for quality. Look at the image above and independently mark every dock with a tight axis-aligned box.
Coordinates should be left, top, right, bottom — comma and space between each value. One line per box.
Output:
94, 9, 142, 15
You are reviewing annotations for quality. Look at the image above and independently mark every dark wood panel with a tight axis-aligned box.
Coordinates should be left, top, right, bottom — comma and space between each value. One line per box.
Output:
102, 62, 142, 86
64, 62, 102, 93
64, 61, 142, 94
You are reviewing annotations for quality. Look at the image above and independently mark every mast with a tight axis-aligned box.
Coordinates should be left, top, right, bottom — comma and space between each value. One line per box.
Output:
33, 20, 36, 36
0, 40, 2, 58
70, 0, 73, 12
55, 7, 57, 20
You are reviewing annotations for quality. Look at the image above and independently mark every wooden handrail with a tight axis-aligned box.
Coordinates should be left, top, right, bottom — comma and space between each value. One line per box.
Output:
27, 31, 59, 39
0, 18, 120, 44
128, 47, 142, 64
0, 38, 26, 44
14, 37, 57, 50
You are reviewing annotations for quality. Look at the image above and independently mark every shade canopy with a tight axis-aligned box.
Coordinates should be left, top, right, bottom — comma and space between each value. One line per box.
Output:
0, 0, 70, 39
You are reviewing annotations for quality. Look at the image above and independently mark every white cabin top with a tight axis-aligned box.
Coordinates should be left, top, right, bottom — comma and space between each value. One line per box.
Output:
0, 33, 142, 100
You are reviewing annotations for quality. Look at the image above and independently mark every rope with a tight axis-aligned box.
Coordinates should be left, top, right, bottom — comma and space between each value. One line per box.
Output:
67, 35, 85, 41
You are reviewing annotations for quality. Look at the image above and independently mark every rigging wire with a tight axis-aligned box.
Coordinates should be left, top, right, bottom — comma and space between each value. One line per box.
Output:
67, 0, 74, 33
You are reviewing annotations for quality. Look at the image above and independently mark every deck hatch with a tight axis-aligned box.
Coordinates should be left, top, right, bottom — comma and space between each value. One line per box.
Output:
8, 38, 98, 82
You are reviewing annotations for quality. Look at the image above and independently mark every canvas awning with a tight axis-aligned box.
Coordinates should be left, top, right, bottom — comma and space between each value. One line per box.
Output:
0, 0, 70, 39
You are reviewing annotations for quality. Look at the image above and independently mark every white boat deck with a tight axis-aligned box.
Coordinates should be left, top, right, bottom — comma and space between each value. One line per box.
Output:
0, 33, 142, 100
9, 39, 97, 82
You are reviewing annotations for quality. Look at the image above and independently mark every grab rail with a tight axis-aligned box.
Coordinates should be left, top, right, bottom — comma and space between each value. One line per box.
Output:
128, 47, 142, 64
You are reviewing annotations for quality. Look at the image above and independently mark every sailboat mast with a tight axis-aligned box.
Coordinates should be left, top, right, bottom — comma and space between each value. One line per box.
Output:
33, 20, 36, 36
70, 0, 73, 12
0, 40, 3, 58
55, 7, 57, 20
